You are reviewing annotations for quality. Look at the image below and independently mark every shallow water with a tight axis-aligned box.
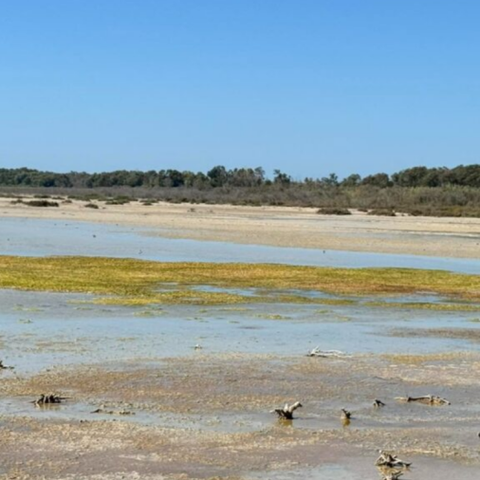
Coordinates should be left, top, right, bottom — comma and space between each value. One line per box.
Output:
0, 396, 267, 434
1, 289, 478, 377
1, 217, 480, 272
1, 217, 480, 478
248, 457, 480, 480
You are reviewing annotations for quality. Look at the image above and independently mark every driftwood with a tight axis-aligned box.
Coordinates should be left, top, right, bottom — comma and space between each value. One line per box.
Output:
0, 360, 14, 370
271, 401, 302, 420
341, 408, 351, 420
33, 394, 68, 406
375, 450, 411, 469
375, 450, 411, 480
373, 399, 386, 408
395, 394, 450, 406
91, 408, 135, 416
307, 347, 350, 358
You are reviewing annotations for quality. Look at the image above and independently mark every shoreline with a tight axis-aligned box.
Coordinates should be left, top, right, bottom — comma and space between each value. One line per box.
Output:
1, 196, 480, 259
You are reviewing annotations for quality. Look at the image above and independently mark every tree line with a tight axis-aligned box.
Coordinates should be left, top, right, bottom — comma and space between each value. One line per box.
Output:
1, 164, 480, 189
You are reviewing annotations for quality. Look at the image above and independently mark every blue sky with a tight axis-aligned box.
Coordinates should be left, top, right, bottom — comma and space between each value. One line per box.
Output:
1, 1, 479, 180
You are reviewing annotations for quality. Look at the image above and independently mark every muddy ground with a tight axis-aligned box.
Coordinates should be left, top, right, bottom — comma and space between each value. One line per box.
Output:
1, 349, 480, 479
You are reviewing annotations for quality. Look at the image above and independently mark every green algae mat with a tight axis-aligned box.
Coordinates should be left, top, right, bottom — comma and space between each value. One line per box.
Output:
0, 256, 479, 307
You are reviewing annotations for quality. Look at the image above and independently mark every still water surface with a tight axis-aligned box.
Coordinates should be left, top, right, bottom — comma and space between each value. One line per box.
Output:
1, 217, 480, 272
0, 216, 479, 373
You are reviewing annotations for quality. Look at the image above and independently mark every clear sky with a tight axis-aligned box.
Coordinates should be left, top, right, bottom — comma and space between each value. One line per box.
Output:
1, 1, 479, 180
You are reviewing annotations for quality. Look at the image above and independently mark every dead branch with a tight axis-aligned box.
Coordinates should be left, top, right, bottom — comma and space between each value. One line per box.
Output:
271, 401, 303, 420
33, 394, 68, 406
395, 394, 450, 406
375, 450, 411, 469
0, 360, 14, 370
341, 408, 351, 420
307, 346, 350, 358
91, 408, 135, 416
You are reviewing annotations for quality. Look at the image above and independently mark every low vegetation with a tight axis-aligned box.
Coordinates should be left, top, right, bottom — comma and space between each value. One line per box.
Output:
0, 256, 479, 306
317, 207, 351, 215
24, 200, 59, 207
367, 208, 396, 216
2, 164, 480, 216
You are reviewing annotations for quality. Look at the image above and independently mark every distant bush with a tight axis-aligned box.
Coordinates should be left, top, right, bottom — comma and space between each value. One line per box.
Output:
84, 203, 99, 209
399, 206, 480, 217
140, 198, 158, 205
105, 195, 133, 205
69, 193, 106, 201
25, 200, 59, 207
317, 207, 351, 215
10, 199, 24, 204
367, 209, 396, 216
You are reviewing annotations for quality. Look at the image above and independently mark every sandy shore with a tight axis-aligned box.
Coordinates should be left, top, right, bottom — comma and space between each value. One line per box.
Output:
1, 196, 480, 258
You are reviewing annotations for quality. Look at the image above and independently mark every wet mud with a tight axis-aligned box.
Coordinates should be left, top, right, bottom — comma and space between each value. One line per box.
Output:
1, 290, 480, 479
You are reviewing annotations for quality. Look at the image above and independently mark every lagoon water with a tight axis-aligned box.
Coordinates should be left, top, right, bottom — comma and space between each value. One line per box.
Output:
1, 288, 478, 376
1, 217, 480, 273
0, 216, 479, 372
1, 216, 480, 479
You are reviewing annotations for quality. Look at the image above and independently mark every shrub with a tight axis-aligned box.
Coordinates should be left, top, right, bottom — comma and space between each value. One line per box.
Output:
367, 209, 396, 216
105, 196, 132, 205
316, 207, 351, 215
25, 200, 59, 207
84, 203, 99, 209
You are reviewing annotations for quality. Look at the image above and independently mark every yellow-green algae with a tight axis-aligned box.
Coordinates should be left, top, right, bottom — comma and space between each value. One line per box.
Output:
0, 255, 479, 306
364, 301, 480, 312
